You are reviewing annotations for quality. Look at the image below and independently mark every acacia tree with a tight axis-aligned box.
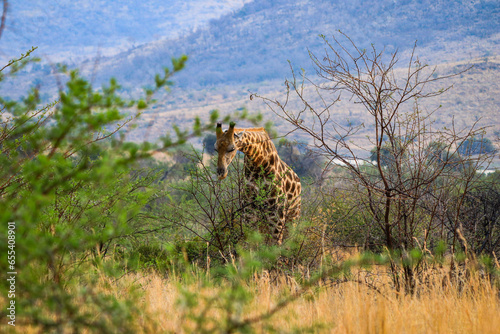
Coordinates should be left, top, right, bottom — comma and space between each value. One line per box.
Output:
0, 35, 253, 330
253, 32, 494, 293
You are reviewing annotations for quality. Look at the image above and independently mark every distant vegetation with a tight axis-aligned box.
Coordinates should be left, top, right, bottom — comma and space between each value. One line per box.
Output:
458, 136, 497, 156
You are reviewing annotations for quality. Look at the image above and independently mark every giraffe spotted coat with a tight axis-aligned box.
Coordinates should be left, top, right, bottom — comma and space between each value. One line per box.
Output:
215, 122, 301, 244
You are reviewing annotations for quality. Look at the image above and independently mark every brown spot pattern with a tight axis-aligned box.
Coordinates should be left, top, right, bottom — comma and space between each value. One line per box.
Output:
215, 126, 302, 245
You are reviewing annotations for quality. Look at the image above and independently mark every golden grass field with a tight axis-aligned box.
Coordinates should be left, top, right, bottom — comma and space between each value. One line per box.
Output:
6, 258, 500, 333
115, 265, 499, 333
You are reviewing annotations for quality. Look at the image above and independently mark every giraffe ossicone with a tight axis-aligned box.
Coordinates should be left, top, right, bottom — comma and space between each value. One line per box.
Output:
214, 122, 302, 245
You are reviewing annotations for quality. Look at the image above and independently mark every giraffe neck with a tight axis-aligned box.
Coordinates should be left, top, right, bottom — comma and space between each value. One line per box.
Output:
235, 130, 279, 175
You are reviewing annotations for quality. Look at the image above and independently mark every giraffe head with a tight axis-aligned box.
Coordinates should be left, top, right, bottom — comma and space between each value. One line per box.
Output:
214, 122, 239, 180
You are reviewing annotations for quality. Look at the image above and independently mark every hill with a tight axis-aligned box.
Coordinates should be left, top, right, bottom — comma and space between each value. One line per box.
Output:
87, 0, 499, 89
0, 0, 252, 62
91, 0, 499, 154
2, 0, 499, 152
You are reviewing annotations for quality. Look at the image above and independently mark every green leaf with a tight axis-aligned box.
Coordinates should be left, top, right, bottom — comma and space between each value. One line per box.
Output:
137, 99, 148, 109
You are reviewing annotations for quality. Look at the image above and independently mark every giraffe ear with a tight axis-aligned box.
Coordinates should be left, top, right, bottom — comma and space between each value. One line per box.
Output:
216, 122, 223, 139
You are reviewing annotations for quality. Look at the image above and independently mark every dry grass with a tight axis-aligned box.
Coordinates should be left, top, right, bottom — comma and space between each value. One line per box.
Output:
111, 266, 500, 333
6, 260, 499, 333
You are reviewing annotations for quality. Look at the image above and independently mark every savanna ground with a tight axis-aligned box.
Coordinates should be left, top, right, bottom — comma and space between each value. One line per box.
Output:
121, 260, 500, 333
7, 252, 500, 334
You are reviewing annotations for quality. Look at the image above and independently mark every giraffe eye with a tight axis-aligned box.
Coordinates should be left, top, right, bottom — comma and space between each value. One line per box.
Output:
227, 147, 235, 153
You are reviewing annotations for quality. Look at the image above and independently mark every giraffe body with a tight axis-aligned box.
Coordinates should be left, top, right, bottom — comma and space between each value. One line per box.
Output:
215, 123, 301, 244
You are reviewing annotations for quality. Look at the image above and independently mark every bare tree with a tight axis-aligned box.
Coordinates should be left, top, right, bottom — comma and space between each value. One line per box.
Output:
0, 0, 7, 41
158, 149, 269, 263
253, 32, 494, 293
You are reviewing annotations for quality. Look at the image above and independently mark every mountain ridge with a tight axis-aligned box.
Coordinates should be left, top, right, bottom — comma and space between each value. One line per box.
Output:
1, 0, 252, 62
86, 0, 500, 89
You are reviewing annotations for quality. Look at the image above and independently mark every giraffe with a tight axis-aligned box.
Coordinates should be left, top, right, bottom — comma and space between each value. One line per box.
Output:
214, 122, 301, 245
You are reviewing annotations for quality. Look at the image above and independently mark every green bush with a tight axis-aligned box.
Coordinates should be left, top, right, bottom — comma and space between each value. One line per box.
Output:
0, 49, 208, 332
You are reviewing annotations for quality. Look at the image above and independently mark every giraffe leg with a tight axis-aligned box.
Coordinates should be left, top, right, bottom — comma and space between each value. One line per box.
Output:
273, 211, 286, 245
